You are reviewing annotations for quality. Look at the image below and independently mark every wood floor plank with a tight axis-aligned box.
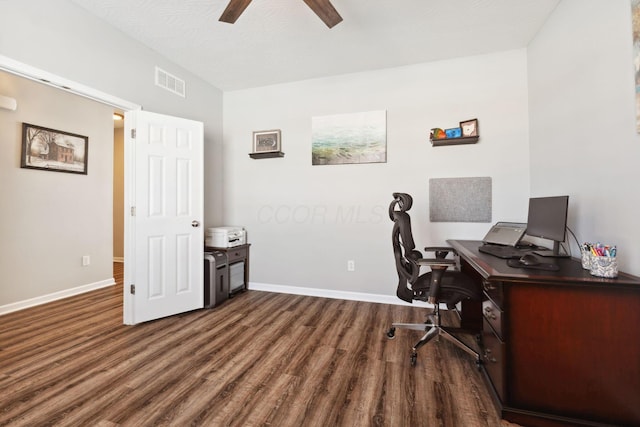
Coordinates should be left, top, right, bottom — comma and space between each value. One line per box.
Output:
0, 263, 510, 426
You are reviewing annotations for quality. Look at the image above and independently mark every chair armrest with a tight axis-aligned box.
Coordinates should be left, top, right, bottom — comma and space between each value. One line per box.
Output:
416, 258, 456, 268
424, 246, 459, 261
424, 246, 458, 254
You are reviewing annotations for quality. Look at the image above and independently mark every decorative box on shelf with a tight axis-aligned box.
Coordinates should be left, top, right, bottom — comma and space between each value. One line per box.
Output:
430, 118, 479, 146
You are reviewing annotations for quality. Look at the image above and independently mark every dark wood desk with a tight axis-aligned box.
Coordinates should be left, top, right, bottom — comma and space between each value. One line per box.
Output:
448, 240, 640, 427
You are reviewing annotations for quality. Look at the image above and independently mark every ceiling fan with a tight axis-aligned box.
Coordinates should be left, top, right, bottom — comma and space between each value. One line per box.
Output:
219, 0, 343, 28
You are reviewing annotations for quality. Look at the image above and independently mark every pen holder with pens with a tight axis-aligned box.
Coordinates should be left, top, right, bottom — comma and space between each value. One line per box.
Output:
590, 256, 618, 278
581, 249, 593, 270
582, 243, 618, 278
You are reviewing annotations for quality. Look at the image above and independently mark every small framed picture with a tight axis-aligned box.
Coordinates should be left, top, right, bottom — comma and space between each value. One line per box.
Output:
21, 123, 88, 174
445, 127, 462, 138
459, 119, 479, 137
253, 129, 281, 153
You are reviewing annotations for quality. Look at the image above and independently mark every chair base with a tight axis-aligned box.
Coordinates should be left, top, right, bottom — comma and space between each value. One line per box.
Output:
386, 309, 482, 368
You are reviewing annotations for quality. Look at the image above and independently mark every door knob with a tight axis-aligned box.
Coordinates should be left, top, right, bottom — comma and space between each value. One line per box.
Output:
192, 220, 200, 228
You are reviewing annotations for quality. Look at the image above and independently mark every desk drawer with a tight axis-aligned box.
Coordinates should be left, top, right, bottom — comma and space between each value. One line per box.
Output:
482, 299, 503, 340
483, 280, 503, 308
482, 320, 505, 402
227, 247, 247, 263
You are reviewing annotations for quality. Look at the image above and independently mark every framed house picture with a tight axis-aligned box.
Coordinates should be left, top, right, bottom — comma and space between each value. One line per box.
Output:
21, 123, 88, 174
253, 129, 281, 153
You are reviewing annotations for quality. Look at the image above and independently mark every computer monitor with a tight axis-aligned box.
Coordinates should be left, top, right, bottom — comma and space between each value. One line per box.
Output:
526, 195, 569, 257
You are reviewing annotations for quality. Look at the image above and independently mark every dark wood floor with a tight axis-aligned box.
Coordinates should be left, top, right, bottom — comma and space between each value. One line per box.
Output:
0, 263, 511, 426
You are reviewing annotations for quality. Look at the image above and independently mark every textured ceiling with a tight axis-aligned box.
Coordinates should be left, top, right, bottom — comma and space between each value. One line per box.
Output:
70, 0, 561, 91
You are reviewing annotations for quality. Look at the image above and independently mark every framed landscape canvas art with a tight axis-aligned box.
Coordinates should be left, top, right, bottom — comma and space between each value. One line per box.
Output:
311, 110, 387, 165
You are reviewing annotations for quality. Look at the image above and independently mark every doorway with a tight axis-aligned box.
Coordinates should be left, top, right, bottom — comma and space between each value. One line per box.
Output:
1, 57, 205, 325
113, 111, 125, 264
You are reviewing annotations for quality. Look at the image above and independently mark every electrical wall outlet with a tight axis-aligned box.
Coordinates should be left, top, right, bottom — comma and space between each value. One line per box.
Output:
82, 255, 90, 266
347, 260, 355, 271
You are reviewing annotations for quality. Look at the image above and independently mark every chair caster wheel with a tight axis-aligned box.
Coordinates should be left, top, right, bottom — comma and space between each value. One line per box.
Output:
410, 352, 417, 367
386, 327, 396, 339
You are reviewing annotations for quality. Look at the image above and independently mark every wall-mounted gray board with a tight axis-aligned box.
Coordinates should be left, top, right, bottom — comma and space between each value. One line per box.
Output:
429, 176, 492, 222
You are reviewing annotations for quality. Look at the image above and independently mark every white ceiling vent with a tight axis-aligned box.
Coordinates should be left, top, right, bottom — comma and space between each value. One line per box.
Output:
155, 67, 185, 97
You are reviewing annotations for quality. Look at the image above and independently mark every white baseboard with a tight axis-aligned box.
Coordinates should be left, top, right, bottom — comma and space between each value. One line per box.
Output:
0, 278, 116, 316
1, 279, 431, 317
247, 282, 432, 308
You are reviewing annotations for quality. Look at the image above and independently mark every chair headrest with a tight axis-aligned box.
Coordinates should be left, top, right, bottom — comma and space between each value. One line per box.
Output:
389, 193, 413, 220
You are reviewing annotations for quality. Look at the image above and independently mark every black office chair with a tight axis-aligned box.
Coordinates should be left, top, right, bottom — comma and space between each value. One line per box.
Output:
386, 192, 482, 367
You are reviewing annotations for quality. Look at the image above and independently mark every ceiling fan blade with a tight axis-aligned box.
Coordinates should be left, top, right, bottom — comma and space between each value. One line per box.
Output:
219, 0, 253, 24
302, 0, 343, 28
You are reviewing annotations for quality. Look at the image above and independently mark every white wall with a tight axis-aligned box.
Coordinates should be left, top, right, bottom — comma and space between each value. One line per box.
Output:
223, 50, 531, 296
0, 0, 224, 229
528, 0, 640, 275
5, 0, 636, 310
0, 0, 224, 309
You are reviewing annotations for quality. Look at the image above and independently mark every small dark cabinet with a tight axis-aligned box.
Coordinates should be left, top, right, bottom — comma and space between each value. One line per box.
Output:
204, 244, 250, 296
204, 251, 228, 308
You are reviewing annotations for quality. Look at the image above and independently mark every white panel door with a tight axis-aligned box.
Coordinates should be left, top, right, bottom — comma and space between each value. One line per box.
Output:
123, 110, 204, 325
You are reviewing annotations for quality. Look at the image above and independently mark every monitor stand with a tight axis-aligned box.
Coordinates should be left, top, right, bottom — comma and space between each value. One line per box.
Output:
533, 241, 570, 258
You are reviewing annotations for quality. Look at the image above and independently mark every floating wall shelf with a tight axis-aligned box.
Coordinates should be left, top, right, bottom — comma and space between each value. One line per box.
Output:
430, 136, 479, 147
249, 151, 285, 159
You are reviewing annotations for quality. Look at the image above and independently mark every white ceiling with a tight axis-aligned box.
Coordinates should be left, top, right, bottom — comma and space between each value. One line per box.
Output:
71, 0, 561, 91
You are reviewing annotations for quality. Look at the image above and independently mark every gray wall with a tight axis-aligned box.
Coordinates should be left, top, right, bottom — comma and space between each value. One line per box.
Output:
0, 71, 114, 304
223, 0, 640, 297
528, 0, 640, 275
223, 50, 532, 296
0, 0, 224, 308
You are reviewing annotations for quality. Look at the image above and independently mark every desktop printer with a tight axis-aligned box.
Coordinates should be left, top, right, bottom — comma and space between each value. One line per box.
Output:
205, 226, 246, 248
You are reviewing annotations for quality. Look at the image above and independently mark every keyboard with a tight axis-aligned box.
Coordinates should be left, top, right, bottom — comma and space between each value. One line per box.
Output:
478, 244, 534, 259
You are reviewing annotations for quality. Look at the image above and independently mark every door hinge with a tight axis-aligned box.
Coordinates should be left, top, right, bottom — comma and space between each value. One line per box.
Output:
131, 128, 136, 139
130, 284, 135, 295
130, 206, 136, 216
